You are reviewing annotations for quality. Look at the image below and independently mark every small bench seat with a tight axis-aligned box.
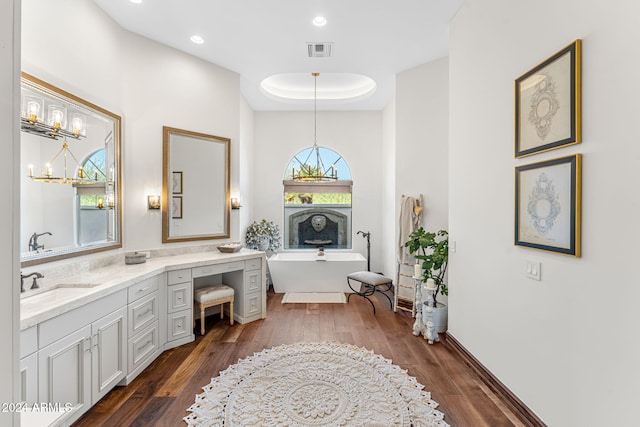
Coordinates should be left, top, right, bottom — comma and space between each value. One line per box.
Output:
194, 284, 234, 335
346, 271, 393, 314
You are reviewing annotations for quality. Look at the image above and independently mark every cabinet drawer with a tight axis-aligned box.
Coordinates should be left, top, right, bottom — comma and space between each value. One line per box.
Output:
128, 291, 158, 337
20, 326, 37, 358
168, 269, 191, 285
192, 261, 244, 278
168, 282, 192, 313
244, 292, 262, 318
167, 309, 192, 342
128, 276, 159, 302
244, 269, 261, 294
245, 257, 261, 271
128, 321, 159, 373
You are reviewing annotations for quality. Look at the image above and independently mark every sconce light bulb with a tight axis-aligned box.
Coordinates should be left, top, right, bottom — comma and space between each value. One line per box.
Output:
27, 101, 40, 121
71, 117, 84, 136
148, 195, 161, 210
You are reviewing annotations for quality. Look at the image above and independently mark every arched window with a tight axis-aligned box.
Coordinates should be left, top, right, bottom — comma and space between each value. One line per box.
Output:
75, 148, 115, 210
283, 146, 353, 250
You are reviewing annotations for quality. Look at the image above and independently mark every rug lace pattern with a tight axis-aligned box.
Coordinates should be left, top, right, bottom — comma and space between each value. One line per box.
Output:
184, 341, 449, 427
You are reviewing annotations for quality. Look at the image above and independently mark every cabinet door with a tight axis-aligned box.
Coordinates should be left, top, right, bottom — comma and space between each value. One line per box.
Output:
20, 352, 38, 404
38, 325, 92, 423
244, 292, 262, 319
92, 307, 127, 403
167, 310, 191, 342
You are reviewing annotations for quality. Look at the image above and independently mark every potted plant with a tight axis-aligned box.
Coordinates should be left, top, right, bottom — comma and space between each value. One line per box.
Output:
405, 227, 449, 332
245, 219, 281, 252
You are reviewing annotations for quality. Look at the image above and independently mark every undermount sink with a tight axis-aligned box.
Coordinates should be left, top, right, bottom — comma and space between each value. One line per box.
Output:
55, 283, 100, 289
21, 287, 87, 305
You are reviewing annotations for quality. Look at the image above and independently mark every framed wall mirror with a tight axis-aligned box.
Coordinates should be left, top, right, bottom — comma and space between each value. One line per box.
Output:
162, 126, 230, 243
20, 73, 122, 266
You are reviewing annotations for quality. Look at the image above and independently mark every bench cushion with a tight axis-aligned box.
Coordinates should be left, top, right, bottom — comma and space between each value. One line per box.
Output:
347, 271, 392, 286
194, 284, 234, 303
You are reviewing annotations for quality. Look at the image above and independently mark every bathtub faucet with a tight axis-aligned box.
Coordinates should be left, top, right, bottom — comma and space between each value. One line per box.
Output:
357, 231, 371, 271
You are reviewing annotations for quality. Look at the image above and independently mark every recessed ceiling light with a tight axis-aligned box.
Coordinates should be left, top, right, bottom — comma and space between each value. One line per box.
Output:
129, 0, 143, 4
190, 35, 205, 44
312, 16, 327, 27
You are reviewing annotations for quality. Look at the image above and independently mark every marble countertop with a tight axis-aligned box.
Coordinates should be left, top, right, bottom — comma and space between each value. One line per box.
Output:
20, 248, 265, 330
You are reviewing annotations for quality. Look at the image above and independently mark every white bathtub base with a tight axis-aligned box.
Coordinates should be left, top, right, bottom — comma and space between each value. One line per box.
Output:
268, 252, 367, 294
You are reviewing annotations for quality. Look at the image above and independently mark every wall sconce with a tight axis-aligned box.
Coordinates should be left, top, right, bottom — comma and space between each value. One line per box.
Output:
231, 196, 241, 209
148, 195, 161, 210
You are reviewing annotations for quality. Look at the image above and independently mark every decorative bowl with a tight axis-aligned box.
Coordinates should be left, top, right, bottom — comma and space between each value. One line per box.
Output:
217, 244, 242, 253
125, 251, 147, 264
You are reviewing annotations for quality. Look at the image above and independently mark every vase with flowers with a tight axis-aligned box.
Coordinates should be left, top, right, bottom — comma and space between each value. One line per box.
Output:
245, 219, 281, 253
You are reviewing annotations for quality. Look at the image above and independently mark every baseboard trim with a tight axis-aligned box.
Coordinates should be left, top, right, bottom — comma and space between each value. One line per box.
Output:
444, 332, 547, 427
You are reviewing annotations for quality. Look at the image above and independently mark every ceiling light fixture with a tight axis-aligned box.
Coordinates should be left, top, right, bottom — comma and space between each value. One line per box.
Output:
312, 16, 327, 27
190, 35, 204, 44
28, 138, 98, 185
290, 73, 339, 182
129, 0, 143, 4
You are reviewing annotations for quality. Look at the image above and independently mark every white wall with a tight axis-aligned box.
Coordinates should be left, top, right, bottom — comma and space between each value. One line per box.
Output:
395, 59, 450, 240
449, 0, 640, 424
21, 0, 245, 255
253, 111, 385, 272
381, 99, 396, 281
238, 96, 254, 234
1, 1, 20, 424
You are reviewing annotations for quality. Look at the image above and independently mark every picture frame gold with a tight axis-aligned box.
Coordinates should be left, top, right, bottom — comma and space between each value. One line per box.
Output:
515, 154, 581, 256
172, 195, 183, 219
515, 40, 581, 158
172, 171, 183, 194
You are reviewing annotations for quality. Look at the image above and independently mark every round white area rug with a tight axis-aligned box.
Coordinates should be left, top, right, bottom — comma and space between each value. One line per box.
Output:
184, 341, 449, 426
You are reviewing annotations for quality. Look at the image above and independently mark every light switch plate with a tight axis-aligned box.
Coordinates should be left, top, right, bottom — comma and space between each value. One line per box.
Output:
525, 260, 541, 281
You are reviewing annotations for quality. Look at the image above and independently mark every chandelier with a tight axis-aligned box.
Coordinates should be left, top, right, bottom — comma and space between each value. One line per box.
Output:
290, 72, 339, 182
28, 138, 98, 184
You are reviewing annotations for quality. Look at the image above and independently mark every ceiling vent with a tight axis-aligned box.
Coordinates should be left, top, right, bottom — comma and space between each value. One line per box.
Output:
307, 42, 333, 58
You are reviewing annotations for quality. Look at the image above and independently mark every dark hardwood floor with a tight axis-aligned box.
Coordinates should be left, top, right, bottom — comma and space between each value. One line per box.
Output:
73, 290, 525, 427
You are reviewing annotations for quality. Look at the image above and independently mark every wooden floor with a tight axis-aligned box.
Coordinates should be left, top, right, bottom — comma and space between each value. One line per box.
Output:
74, 290, 525, 427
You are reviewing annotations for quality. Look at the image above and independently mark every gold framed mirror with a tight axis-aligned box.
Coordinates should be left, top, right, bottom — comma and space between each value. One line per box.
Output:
162, 126, 230, 242
20, 73, 122, 266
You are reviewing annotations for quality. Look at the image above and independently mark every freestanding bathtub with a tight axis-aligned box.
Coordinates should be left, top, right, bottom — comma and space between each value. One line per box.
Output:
268, 252, 367, 293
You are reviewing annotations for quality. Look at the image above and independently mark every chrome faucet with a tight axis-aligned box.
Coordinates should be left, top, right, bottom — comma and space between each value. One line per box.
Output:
20, 272, 44, 292
28, 232, 52, 252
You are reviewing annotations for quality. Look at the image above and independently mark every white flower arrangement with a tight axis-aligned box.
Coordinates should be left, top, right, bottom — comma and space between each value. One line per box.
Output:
245, 219, 281, 252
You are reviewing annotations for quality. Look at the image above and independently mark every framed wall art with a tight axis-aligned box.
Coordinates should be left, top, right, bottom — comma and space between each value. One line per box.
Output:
172, 195, 183, 219
172, 171, 183, 194
515, 154, 581, 256
515, 39, 581, 158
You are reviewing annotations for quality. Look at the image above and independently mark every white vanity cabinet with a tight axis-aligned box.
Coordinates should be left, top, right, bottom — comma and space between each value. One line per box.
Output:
166, 268, 194, 348
37, 289, 127, 424
191, 257, 265, 325
242, 258, 263, 322
122, 275, 161, 385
